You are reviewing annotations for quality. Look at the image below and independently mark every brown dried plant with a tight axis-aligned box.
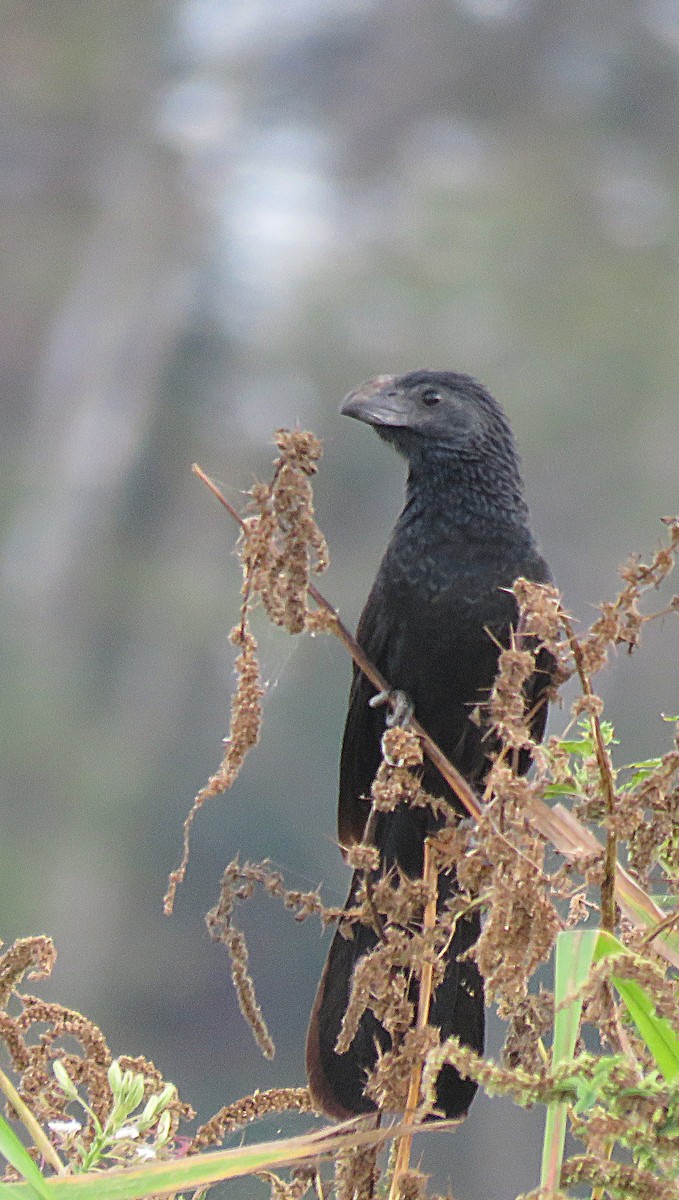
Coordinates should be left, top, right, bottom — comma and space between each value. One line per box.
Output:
244, 429, 329, 634
164, 431, 330, 915
178, 439, 679, 1200
6, 437, 676, 1199
193, 1087, 313, 1151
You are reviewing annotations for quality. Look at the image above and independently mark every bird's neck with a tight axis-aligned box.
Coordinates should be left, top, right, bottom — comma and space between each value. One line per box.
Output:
385, 461, 534, 598
401, 452, 530, 540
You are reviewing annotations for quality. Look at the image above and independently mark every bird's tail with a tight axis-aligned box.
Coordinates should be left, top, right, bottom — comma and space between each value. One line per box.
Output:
306, 860, 484, 1120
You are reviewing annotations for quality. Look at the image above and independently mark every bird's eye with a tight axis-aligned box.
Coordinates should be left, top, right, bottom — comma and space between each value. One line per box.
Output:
421, 388, 443, 407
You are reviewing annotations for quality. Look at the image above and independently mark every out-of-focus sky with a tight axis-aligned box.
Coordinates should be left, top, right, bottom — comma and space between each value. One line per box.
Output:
2, 2, 678, 1196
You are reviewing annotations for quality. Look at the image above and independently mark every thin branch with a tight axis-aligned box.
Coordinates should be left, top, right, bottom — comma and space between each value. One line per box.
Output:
0, 1065, 65, 1175
388, 839, 438, 1200
637, 905, 679, 950
562, 615, 618, 934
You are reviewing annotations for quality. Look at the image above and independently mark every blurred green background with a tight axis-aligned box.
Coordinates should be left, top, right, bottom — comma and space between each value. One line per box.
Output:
2, 2, 678, 1196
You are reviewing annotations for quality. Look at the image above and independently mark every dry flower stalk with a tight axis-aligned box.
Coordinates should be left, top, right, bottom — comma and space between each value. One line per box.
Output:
193, 1087, 312, 1150
205, 859, 276, 1058
259, 1166, 316, 1200
560, 1154, 679, 1200
164, 621, 264, 914
203, 855, 351, 1059
165, 432, 329, 915
393, 1171, 430, 1200
0, 937, 57, 1010
245, 429, 329, 635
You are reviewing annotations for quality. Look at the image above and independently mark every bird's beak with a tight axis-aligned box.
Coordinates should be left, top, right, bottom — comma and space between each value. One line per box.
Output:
340, 376, 409, 428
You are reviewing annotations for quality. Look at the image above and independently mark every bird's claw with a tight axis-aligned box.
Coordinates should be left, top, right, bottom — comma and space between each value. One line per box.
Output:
369, 688, 414, 728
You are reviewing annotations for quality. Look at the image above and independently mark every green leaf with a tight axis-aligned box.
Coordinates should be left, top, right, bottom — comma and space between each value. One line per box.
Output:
0, 1112, 51, 1200
618, 757, 664, 790
623, 758, 663, 771
552, 930, 600, 1065
556, 738, 593, 755
540, 926, 679, 1195
593, 930, 679, 1082
542, 783, 579, 798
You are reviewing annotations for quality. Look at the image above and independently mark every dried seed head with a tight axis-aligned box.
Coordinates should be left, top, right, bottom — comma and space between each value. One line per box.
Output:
192, 1088, 311, 1150
381, 727, 424, 768
489, 645, 538, 750
512, 578, 565, 648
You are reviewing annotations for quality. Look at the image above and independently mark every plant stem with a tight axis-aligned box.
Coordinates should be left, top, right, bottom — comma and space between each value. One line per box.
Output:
0, 1066, 64, 1175
388, 839, 438, 1200
562, 616, 618, 934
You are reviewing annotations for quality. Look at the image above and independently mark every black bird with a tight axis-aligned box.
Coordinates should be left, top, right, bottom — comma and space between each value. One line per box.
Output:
306, 371, 553, 1121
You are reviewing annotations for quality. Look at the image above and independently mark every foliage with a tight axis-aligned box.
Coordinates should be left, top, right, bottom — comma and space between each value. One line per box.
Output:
1, 431, 678, 1199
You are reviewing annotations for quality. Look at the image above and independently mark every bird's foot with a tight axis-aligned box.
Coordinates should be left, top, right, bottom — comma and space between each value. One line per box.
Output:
369, 687, 414, 728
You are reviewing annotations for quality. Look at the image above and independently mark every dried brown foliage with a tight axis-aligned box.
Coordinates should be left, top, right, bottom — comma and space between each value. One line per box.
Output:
626, 743, 679, 884
165, 430, 329, 914
205, 858, 276, 1059
5, 438, 677, 1200
470, 782, 562, 1009
489, 644, 540, 751
181, 438, 678, 1199
259, 1165, 317, 1200
244, 429, 329, 635
336, 922, 424, 1059
202, 855, 346, 1058
164, 621, 265, 914
334, 1143, 379, 1200
366, 1027, 440, 1112
392, 1169, 430, 1200
193, 1087, 313, 1150
0, 937, 56, 1009
502, 990, 553, 1074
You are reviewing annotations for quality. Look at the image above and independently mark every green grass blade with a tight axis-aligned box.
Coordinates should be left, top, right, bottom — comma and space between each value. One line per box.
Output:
593, 930, 679, 1082
611, 974, 679, 1081
540, 929, 599, 1195
0, 1112, 50, 1200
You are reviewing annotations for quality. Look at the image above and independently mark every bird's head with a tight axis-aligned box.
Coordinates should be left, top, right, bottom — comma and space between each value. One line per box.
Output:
341, 370, 516, 469
341, 370, 530, 526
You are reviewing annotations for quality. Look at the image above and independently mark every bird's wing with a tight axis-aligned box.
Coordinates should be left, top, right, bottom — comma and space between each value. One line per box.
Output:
337, 563, 556, 847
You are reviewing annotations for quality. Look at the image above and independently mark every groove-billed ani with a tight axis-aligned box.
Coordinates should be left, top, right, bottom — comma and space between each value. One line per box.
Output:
306, 371, 553, 1121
